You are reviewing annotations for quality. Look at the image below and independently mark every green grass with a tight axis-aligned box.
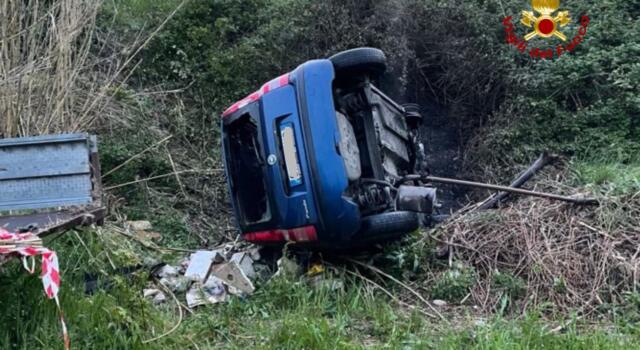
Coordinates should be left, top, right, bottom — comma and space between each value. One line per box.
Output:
2, 228, 640, 349
572, 160, 640, 194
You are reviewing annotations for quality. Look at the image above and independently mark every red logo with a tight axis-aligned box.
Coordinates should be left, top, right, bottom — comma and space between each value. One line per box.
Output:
502, 1, 590, 59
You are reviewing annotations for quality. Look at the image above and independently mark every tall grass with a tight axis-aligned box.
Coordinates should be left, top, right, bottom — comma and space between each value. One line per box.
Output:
0, 0, 116, 137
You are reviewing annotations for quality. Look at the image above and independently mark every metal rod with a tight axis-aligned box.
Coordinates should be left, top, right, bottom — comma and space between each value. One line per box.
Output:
404, 175, 598, 205
478, 152, 556, 210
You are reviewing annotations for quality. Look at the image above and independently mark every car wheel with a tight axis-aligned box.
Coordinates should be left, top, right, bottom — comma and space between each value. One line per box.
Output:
329, 47, 387, 80
354, 211, 420, 243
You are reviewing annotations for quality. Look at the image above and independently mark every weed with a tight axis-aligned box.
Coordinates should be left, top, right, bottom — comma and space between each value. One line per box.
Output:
492, 270, 527, 301
573, 160, 640, 194
3, 228, 640, 349
430, 263, 476, 302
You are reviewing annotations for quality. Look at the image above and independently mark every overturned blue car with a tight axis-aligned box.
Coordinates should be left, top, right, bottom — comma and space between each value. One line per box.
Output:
221, 48, 436, 248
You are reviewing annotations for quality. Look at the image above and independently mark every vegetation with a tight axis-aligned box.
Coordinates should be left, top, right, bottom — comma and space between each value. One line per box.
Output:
2, 229, 640, 349
0, 0, 638, 348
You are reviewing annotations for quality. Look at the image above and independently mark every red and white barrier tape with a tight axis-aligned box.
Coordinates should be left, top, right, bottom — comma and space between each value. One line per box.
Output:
0, 228, 69, 349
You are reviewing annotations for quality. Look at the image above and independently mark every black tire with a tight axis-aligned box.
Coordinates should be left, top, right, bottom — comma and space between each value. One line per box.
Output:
329, 47, 387, 79
354, 211, 420, 243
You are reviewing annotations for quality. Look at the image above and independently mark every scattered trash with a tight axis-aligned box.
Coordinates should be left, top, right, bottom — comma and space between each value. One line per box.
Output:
230, 252, 256, 279
210, 261, 255, 296
305, 263, 343, 291
143, 288, 160, 298
306, 263, 325, 276
143, 288, 167, 305
310, 276, 344, 291
156, 264, 179, 278
184, 250, 224, 282
247, 247, 261, 261
274, 255, 301, 278
157, 264, 190, 293
145, 245, 264, 309
186, 276, 228, 307
159, 275, 190, 293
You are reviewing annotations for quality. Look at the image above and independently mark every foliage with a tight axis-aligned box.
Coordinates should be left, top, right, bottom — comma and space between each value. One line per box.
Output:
572, 159, 640, 194
2, 229, 640, 349
103, 0, 640, 180
470, 0, 640, 168
430, 263, 476, 302
2, 0, 640, 348
0, 0, 114, 137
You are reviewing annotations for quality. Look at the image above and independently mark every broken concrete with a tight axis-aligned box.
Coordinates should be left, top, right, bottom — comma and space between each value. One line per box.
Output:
184, 250, 224, 282
210, 261, 255, 295
230, 252, 256, 280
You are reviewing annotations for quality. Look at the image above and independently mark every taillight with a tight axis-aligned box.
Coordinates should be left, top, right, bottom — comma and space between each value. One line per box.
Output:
222, 73, 290, 118
243, 225, 317, 243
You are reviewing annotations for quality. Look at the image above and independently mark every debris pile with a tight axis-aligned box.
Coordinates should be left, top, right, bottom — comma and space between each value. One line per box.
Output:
146, 244, 263, 308
434, 179, 640, 315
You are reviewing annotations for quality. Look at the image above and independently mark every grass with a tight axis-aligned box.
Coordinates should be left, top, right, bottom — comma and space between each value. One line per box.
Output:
572, 159, 640, 194
2, 226, 640, 349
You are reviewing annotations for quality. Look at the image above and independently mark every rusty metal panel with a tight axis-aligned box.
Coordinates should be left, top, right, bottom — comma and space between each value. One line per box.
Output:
0, 134, 94, 211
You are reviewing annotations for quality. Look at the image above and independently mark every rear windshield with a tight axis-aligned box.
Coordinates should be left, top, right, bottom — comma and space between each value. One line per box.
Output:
226, 114, 271, 225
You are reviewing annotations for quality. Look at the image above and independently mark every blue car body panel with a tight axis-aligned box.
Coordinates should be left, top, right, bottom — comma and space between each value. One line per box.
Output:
289, 60, 361, 241
222, 59, 361, 242
259, 85, 319, 228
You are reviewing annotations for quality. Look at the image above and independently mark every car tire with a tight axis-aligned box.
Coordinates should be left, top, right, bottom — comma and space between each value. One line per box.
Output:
354, 211, 420, 243
329, 47, 387, 80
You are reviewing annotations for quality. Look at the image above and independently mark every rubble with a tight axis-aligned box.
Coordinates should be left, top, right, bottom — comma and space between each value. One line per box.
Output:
143, 288, 167, 305
274, 256, 301, 278
184, 250, 224, 282
211, 261, 255, 296
230, 252, 256, 279
186, 276, 228, 307
155, 264, 190, 293
146, 245, 267, 309
156, 264, 179, 278
210, 262, 255, 296
160, 276, 190, 293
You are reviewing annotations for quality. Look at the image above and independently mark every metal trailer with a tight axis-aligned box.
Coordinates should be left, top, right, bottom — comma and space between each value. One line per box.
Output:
0, 133, 105, 235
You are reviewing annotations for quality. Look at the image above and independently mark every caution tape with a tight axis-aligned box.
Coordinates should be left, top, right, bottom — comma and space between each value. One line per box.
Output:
0, 228, 69, 349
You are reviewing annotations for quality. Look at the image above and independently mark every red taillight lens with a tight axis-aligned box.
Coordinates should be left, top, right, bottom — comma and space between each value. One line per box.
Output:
243, 225, 317, 243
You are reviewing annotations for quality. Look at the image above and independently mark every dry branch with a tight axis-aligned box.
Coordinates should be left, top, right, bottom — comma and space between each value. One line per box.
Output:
432, 170, 640, 316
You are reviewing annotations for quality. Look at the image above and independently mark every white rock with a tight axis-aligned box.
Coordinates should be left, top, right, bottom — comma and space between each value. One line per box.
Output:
184, 250, 224, 282
127, 220, 153, 231
432, 299, 448, 307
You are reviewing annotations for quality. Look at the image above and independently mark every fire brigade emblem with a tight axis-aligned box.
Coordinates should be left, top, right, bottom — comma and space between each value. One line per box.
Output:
521, 0, 571, 41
